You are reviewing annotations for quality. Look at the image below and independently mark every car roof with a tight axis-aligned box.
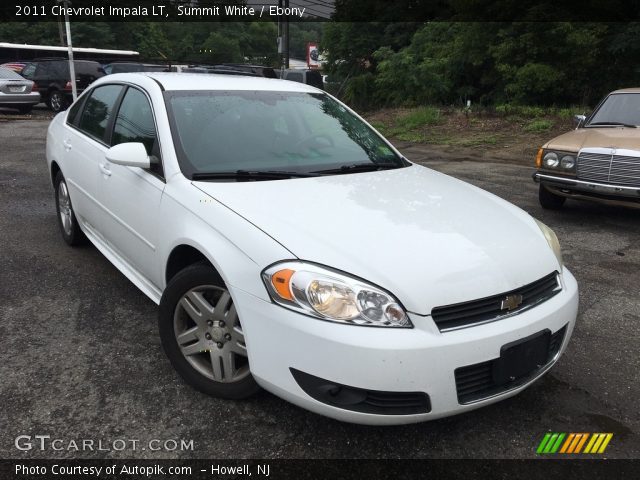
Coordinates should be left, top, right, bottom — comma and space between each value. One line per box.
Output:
610, 88, 640, 94
110, 72, 321, 93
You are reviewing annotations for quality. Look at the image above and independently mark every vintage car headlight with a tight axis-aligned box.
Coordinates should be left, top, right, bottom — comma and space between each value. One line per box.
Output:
560, 154, 576, 170
539, 150, 577, 172
534, 219, 563, 268
543, 151, 559, 168
262, 261, 412, 327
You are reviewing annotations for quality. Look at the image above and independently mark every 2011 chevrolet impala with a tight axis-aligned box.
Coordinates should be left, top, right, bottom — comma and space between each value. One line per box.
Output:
45, 73, 578, 425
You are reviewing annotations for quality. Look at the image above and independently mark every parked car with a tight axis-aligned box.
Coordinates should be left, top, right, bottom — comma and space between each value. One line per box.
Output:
534, 88, 640, 210
21, 59, 104, 112
46, 72, 578, 425
103, 62, 169, 74
1, 62, 26, 73
173, 64, 277, 78
281, 68, 323, 89
0, 66, 40, 113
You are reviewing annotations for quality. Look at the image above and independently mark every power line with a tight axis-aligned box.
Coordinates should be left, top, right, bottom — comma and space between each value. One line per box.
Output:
289, 2, 332, 19
301, 0, 335, 9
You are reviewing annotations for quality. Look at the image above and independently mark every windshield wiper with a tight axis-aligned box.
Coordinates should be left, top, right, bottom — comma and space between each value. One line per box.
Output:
588, 121, 638, 128
192, 170, 318, 181
311, 163, 402, 175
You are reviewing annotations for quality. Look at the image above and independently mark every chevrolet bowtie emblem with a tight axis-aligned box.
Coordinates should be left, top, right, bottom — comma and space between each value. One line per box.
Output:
501, 294, 523, 311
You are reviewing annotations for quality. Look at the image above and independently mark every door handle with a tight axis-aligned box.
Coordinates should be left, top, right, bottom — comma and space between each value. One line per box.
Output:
63, 139, 72, 151
99, 163, 112, 177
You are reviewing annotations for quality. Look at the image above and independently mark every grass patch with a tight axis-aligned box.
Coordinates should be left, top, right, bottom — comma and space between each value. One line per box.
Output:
456, 135, 500, 147
396, 131, 429, 142
524, 119, 554, 132
396, 107, 441, 130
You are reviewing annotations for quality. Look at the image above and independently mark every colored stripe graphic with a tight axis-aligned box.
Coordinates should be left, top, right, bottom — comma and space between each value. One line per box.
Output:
538, 433, 613, 454
584, 433, 614, 454
537, 433, 553, 454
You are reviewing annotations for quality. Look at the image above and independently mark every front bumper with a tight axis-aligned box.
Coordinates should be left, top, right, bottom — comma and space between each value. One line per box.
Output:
533, 172, 640, 208
231, 269, 579, 425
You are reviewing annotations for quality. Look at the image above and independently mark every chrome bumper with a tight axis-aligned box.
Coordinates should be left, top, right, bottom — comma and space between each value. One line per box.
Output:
533, 172, 640, 200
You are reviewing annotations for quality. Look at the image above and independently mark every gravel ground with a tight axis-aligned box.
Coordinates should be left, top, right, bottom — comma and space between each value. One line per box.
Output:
0, 118, 638, 460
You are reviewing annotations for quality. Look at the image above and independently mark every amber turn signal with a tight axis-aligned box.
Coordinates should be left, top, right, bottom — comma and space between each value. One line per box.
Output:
271, 269, 295, 301
535, 148, 544, 168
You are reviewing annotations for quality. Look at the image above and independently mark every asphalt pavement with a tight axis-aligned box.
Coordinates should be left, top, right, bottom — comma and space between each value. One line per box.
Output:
0, 117, 638, 459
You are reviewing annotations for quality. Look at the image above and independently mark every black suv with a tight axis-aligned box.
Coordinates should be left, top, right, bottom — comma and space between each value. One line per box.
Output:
21, 59, 104, 112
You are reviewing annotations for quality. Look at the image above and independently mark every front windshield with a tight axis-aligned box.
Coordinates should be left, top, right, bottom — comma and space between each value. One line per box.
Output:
165, 90, 405, 178
588, 93, 640, 126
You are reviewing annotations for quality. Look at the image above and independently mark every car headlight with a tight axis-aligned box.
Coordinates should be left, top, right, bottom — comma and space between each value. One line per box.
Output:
262, 261, 412, 328
560, 154, 575, 170
534, 219, 563, 268
538, 149, 576, 172
543, 151, 559, 168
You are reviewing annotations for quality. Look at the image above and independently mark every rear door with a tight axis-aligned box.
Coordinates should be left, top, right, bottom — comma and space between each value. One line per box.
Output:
97, 85, 165, 287
63, 84, 124, 236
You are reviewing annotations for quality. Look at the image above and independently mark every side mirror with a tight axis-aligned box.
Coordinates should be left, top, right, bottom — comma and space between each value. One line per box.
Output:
574, 114, 586, 128
106, 142, 151, 169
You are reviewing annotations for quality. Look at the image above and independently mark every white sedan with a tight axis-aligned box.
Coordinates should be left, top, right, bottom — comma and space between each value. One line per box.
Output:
45, 72, 578, 425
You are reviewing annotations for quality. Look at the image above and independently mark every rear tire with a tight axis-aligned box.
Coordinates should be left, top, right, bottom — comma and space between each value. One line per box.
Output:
54, 171, 87, 246
48, 89, 68, 112
159, 263, 260, 399
539, 184, 566, 210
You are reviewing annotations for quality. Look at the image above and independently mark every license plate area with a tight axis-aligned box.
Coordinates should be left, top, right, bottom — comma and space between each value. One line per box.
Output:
492, 330, 550, 385
8, 86, 26, 93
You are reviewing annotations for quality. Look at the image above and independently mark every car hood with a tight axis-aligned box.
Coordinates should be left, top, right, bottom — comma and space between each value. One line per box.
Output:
194, 165, 559, 315
545, 127, 640, 152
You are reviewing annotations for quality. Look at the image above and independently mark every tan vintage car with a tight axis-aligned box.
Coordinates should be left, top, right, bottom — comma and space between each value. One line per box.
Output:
533, 88, 640, 210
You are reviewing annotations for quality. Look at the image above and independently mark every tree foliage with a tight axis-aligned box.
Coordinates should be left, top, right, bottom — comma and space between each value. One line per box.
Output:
323, 21, 640, 109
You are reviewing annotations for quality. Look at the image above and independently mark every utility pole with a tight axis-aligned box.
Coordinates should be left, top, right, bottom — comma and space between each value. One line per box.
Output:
284, 0, 290, 69
59, 0, 77, 101
57, 17, 65, 46
277, 0, 290, 71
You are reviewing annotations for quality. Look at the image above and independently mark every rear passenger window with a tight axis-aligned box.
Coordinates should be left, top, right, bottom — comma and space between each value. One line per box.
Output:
78, 85, 122, 142
112, 87, 163, 176
66, 95, 85, 127
21, 63, 35, 79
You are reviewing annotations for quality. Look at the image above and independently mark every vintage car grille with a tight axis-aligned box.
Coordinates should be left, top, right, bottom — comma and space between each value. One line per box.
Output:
454, 325, 567, 404
577, 151, 640, 187
431, 272, 561, 332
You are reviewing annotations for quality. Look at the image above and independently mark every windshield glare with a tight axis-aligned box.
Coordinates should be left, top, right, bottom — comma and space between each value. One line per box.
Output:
588, 93, 640, 126
165, 91, 404, 178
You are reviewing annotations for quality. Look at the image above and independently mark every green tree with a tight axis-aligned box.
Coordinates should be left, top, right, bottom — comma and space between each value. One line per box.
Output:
137, 23, 172, 61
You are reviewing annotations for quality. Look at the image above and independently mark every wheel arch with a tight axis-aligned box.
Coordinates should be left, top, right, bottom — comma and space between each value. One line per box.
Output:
165, 244, 215, 285
50, 161, 61, 186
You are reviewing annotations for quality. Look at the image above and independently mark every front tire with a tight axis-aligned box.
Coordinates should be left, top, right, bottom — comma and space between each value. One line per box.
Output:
159, 264, 260, 399
539, 184, 566, 210
54, 172, 87, 246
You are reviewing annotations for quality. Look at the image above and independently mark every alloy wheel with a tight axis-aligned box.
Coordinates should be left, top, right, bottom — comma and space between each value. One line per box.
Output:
173, 285, 250, 383
57, 180, 73, 236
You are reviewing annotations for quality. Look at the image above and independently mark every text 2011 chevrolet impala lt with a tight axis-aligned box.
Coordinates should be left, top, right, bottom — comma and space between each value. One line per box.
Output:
45, 73, 578, 425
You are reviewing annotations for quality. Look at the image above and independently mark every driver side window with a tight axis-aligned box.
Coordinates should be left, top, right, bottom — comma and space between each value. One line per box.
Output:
111, 87, 163, 178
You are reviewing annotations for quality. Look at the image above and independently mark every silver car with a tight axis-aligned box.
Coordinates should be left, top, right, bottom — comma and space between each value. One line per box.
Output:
0, 66, 40, 114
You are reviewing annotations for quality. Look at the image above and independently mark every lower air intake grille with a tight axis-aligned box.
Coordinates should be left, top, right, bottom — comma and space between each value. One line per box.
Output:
290, 368, 431, 415
431, 272, 561, 332
454, 325, 567, 404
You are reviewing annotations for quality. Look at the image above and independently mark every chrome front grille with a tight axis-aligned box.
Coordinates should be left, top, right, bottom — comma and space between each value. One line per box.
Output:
577, 149, 640, 187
